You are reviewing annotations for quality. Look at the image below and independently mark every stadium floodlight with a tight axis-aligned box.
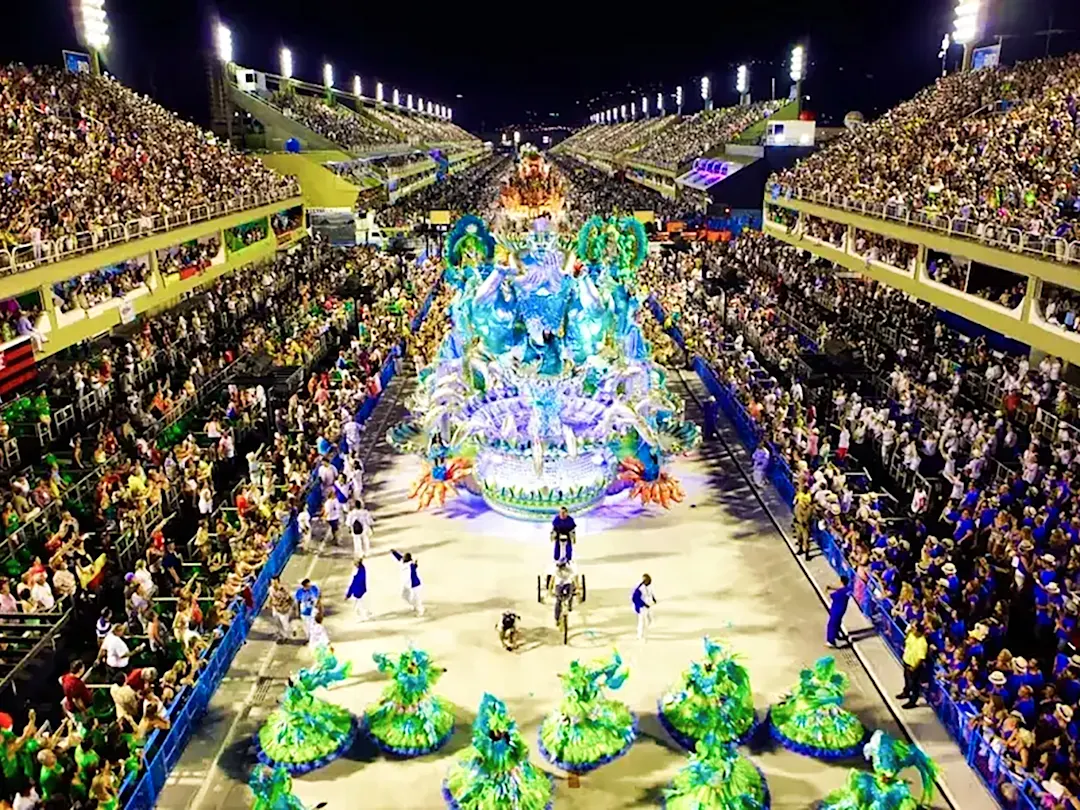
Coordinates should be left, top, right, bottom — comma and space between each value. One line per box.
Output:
630, 101, 636, 118
657, 91, 664, 113
514, 130, 521, 144
642, 95, 648, 116
323, 62, 333, 89
406, 93, 413, 109
77, 0, 110, 65
353, 75, 361, 97
214, 22, 233, 64
393, 88, 400, 106
417, 96, 424, 113
789, 45, 806, 82
280, 47, 293, 80
675, 85, 683, 112
620, 104, 627, 121
448, 107, 453, 121
953, 0, 980, 44
427, 101, 433, 114
736, 64, 749, 95
700, 75, 710, 100
375, 82, 384, 103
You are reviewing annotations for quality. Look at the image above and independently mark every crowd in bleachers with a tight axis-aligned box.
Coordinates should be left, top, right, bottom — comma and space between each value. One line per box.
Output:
156, 238, 221, 278
51, 261, 151, 314
551, 154, 687, 229
373, 153, 509, 228
0, 233, 442, 808
633, 101, 785, 169
272, 92, 398, 150
646, 230, 1080, 806
771, 54, 1080, 245
363, 105, 477, 145
0, 65, 297, 261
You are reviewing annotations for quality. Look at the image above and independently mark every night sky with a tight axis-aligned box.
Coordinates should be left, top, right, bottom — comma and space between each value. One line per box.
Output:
9, 0, 1080, 135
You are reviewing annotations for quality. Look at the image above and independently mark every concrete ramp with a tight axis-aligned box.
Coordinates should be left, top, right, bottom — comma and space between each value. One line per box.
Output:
256, 153, 362, 209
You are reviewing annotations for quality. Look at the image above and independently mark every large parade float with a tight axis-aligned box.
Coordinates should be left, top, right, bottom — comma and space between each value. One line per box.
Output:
388, 213, 700, 519
500, 146, 563, 216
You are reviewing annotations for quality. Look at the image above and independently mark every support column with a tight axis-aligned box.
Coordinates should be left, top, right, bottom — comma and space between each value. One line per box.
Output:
915, 244, 929, 281
147, 248, 164, 293
39, 283, 58, 333
1021, 275, 1040, 323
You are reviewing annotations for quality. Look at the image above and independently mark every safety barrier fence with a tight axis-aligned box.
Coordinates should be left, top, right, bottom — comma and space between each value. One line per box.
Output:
121, 279, 440, 809
653, 303, 1042, 810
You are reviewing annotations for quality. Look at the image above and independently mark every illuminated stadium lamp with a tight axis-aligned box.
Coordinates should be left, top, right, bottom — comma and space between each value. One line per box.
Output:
675, 85, 683, 114
76, 0, 110, 74
630, 101, 636, 119
736, 64, 749, 103
407, 93, 413, 109
280, 47, 294, 80
620, 104, 627, 121
393, 88, 400, 106
657, 91, 664, 114
353, 75, 361, 98
953, 0, 980, 69
427, 101, 433, 115
642, 95, 649, 116
448, 107, 453, 121
700, 75, 711, 111
789, 45, 806, 82
514, 130, 521, 145
214, 22, 233, 64
417, 97, 424, 114
376, 82, 384, 103
323, 62, 333, 89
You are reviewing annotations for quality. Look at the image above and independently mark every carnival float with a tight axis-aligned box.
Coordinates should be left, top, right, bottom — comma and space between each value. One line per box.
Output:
500, 146, 563, 215
767, 656, 867, 760
658, 637, 758, 750
388, 213, 700, 519
254, 645, 358, 774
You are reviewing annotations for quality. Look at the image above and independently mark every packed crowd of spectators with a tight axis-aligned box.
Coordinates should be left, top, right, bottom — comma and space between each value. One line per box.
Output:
363, 105, 477, 145
0, 234, 443, 808
771, 54, 1080, 246
272, 92, 398, 151
551, 154, 687, 229
633, 100, 785, 169
0, 65, 298, 261
1041, 285, 1080, 332
373, 153, 509, 228
647, 229, 1080, 806
52, 260, 151, 314
156, 238, 221, 278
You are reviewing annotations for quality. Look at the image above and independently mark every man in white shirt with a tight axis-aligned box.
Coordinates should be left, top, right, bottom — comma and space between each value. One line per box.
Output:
98, 623, 132, 673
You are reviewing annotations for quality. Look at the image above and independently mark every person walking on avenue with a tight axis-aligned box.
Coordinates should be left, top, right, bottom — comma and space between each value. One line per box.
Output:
751, 443, 770, 488
793, 484, 813, 558
391, 549, 424, 616
295, 577, 322, 641
632, 574, 657, 641
897, 622, 929, 709
308, 613, 331, 651
346, 559, 370, 621
268, 576, 295, 641
348, 500, 374, 559
825, 575, 852, 647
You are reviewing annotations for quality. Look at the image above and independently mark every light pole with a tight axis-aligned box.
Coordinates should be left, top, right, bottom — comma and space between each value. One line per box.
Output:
657, 91, 664, 116
700, 76, 711, 111
938, 34, 952, 76
280, 47, 294, 93
953, 1, 981, 71
353, 75, 362, 99
675, 85, 683, 116
789, 45, 806, 108
76, 0, 110, 75
736, 64, 749, 105
642, 95, 649, 118
214, 23, 234, 143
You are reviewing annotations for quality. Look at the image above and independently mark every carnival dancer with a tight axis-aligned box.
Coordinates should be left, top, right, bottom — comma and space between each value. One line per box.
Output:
268, 576, 295, 641
346, 559, 370, 621
632, 574, 657, 641
391, 550, 424, 616
347, 500, 374, 558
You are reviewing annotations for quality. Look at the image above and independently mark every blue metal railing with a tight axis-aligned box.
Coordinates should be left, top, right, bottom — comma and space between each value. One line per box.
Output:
651, 300, 1042, 810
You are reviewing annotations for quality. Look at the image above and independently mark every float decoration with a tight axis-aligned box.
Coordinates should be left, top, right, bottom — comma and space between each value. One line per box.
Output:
362, 646, 456, 757
818, 730, 938, 810
658, 637, 758, 751
442, 693, 555, 810
388, 214, 700, 519
767, 656, 866, 760
662, 734, 770, 810
254, 646, 357, 774
249, 764, 311, 810
537, 650, 636, 773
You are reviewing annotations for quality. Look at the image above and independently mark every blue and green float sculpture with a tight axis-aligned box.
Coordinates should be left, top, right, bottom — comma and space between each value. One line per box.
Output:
388, 214, 700, 519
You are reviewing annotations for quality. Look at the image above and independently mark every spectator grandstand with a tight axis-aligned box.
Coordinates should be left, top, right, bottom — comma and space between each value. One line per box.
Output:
374, 152, 509, 228
0, 65, 299, 272
770, 54, 1080, 255
271, 91, 399, 150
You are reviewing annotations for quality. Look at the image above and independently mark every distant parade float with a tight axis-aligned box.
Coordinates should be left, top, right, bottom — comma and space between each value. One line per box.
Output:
500, 146, 564, 216
254, 646, 358, 774
767, 657, 867, 760
658, 638, 758, 750
388, 213, 700, 519
537, 650, 637, 773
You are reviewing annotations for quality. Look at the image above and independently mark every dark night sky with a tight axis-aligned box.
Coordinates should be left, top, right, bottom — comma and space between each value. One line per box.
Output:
9, 0, 1080, 134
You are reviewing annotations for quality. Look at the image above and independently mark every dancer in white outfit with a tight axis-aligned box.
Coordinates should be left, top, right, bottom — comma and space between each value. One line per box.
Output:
391, 550, 424, 616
